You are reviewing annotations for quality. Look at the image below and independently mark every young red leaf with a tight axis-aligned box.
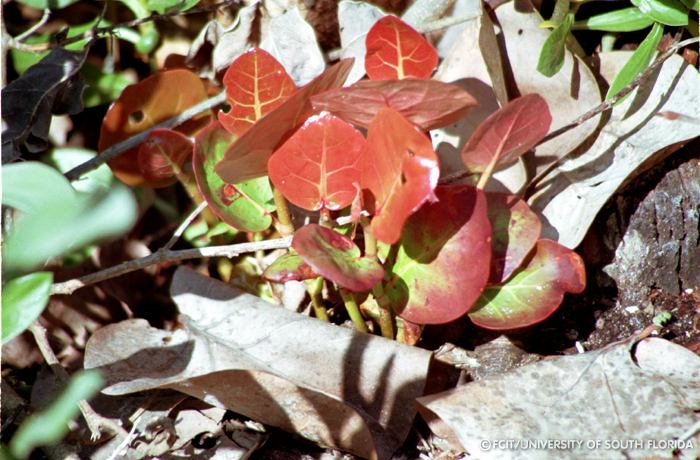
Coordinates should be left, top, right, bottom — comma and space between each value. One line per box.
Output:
262, 253, 318, 283
461, 94, 552, 173
292, 224, 384, 292
486, 193, 541, 284
384, 185, 492, 325
215, 59, 354, 184
99, 68, 210, 187
361, 107, 439, 244
311, 79, 477, 131
268, 113, 364, 211
137, 129, 192, 185
365, 16, 438, 80
193, 121, 275, 232
469, 239, 586, 330
218, 48, 296, 137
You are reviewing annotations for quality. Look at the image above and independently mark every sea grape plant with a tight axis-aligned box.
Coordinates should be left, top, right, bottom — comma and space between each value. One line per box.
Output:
100, 16, 586, 341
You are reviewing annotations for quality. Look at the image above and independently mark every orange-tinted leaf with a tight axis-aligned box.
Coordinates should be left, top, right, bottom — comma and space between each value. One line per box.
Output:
137, 129, 192, 185
99, 69, 210, 187
385, 185, 492, 324
268, 113, 364, 211
469, 239, 586, 330
311, 79, 477, 131
361, 107, 439, 244
215, 59, 354, 184
262, 253, 318, 283
461, 94, 551, 173
218, 48, 296, 137
486, 193, 541, 284
365, 16, 438, 80
292, 224, 384, 292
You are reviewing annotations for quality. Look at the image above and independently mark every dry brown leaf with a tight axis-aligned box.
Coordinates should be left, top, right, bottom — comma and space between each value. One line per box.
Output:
84, 267, 432, 460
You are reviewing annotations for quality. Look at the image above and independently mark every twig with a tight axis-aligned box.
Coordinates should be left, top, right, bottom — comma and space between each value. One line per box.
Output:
64, 91, 226, 181
14, 9, 51, 42
51, 236, 293, 295
162, 201, 208, 250
29, 323, 128, 441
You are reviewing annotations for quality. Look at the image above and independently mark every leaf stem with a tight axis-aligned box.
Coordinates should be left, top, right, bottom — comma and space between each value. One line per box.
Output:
360, 217, 377, 259
372, 285, 395, 339
272, 187, 295, 236
339, 289, 368, 333
475, 153, 499, 190
306, 277, 329, 322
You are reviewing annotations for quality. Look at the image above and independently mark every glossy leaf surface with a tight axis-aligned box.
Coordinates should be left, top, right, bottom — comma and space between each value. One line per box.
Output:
572, 8, 655, 32
268, 113, 364, 211
365, 16, 438, 80
137, 128, 192, 185
292, 224, 384, 292
99, 69, 210, 187
311, 79, 477, 131
262, 253, 318, 283
218, 48, 296, 137
461, 94, 552, 173
469, 239, 586, 330
193, 121, 275, 232
215, 59, 354, 184
631, 0, 689, 25
486, 193, 541, 283
385, 185, 492, 324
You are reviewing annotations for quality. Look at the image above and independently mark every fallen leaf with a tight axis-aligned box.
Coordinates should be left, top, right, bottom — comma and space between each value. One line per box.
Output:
84, 266, 432, 460
385, 185, 492, 324
361, 107, 440, 244
311, 79, 477, 131
292, 224, 384, 292
215, 59, 354, 184
268, 113, 364, 211
365, 15, 438, 80
338, 0, 387, 83
528, 52, 700, 248
2, 47, 87, 163
418, 338, 700, 459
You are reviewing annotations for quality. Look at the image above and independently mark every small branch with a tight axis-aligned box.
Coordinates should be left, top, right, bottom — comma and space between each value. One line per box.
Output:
64, 91, 226, 182
163, 201, 208, 250
51, 236, 292, 295
14, 9, 51, 42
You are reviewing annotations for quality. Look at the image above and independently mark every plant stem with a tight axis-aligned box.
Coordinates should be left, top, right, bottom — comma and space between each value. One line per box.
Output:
475, 153, 499, 190
339, 289, 368, 333
360, 217, 377, 259
306, 277, 329, 322
372, 285, 395, 339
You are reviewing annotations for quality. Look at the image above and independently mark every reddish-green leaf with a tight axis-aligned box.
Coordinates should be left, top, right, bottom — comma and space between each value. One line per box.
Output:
268, 113, 364, 211
215, 59, 354, 184
137, 129, 192, 185
262, 253, 318, 283
384, 185, 492, 324
311, 79, 477, 131
365, 16, 438, 80
461, 94, 551, 173
99, 68, 210, 187
292, 224, 384, 292
218, 48, 296, 137
469, 239, 586, 330
193, 121, 275, 232
486, 193, 541, 284
361, 107, 439, 245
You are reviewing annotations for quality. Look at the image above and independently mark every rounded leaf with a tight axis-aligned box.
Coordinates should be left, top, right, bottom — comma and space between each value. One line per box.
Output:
2, 272, 53, 343
262, 252, 318, 283
137, 129, 193, 184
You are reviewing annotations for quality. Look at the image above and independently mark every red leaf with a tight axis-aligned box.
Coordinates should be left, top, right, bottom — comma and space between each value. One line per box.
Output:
385, 185, 492, 324
365, 16, 438, 80
311, 79, 477, 131
292, 224, 384, 292
99, 69, 210, 187
469, 239, 586, 330
361, 107, 439, 244
137, 129, 192, 184
215, 59, 354, 184
461, 94, 552, 173
262, 253, 318, 283
218, 48, 296, 137
486, 193, 541, 284
268, 113, 364, 211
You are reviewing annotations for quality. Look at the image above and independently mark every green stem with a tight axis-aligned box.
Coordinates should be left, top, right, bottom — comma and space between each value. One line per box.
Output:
372, 284, 394, 339
339, 289, 368, 333
306, 277, 329, 322
272, 187, 294, 236
360, 216, 377, 259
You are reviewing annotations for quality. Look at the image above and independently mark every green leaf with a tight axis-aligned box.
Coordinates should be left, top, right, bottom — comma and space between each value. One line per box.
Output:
605, 22, 664, 100
680, 0, 699, 12
146, 0, 199, 14
45, 148, 113, 194
1, 272, 53, 343
14, 0, 79, 9
631, 0, 689, 25
2, 162, 76, 214
81, 62, 135, 108
573, 8, 655, 32
537, 13, 574, 77
262, 253, 318, 283
9, 370, 103, 459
